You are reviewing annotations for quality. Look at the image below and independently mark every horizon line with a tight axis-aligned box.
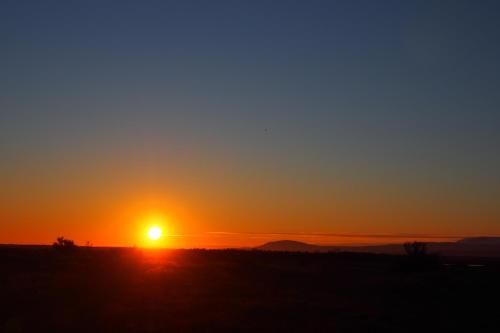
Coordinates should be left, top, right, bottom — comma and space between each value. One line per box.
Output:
204, 231, 492, 239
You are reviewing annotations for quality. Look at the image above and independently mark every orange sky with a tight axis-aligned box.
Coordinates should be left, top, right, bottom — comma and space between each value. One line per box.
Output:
1, 153, 499, 248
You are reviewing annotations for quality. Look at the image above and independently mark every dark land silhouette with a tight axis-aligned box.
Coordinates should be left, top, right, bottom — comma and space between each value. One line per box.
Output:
257, 237, 500, 257
2, 242, 500, 332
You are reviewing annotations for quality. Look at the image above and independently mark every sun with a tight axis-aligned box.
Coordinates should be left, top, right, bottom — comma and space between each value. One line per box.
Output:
138, 213, 169, 246
147, 226, 163, 240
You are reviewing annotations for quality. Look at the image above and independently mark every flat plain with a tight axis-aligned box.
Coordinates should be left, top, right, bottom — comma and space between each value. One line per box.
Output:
2, 246, 499, 333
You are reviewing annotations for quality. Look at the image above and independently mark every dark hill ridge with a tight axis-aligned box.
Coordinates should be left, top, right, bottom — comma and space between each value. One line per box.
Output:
257, 237, 500, 257
256, 240, 334, 252
456, 237, 500, 245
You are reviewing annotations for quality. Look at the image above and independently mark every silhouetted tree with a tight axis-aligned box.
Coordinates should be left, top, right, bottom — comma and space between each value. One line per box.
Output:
401, 241, 440, 271
404, 242, 428, 257
52, 236, 77, 252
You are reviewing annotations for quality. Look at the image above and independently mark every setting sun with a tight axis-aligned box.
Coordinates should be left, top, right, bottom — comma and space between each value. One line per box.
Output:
136, 213, 170, 247
148, 226, 163, 240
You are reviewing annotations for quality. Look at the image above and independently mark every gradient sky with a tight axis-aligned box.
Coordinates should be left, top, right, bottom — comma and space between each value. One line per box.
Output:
1, 0, 500, 247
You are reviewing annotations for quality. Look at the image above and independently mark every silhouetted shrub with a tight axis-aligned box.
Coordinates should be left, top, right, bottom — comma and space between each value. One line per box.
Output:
400, 242, 441, 271
52, 236, 77, 252
404, 242, 428, 257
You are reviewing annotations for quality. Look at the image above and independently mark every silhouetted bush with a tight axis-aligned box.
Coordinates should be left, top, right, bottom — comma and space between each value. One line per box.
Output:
404, 241, 428, 256
52, 236, 77, 252
400, 242, 441, 271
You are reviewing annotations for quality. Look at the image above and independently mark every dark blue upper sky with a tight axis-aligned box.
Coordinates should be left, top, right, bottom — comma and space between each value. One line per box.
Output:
1, 0, 500, 239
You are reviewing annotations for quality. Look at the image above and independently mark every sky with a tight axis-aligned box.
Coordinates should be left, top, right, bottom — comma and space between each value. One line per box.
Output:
1, 0, 500, 247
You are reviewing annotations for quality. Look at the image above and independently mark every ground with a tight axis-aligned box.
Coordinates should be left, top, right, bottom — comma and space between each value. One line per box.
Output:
1, 246, 499, 332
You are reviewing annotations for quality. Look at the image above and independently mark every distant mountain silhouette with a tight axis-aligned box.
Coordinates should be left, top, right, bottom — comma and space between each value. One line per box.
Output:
456, 237, 500, 245
256, 240, 335, 252
256, 237, 500, 257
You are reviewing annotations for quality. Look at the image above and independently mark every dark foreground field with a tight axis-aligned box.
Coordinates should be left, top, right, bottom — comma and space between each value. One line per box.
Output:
2, 247, 500, 333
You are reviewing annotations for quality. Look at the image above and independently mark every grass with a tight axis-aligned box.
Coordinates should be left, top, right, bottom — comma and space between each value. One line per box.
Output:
1, 246, 499, 332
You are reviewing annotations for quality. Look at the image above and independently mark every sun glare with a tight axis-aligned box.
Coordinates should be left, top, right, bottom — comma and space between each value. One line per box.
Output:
148, 226, 163, 240
138, 213, 170, 246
